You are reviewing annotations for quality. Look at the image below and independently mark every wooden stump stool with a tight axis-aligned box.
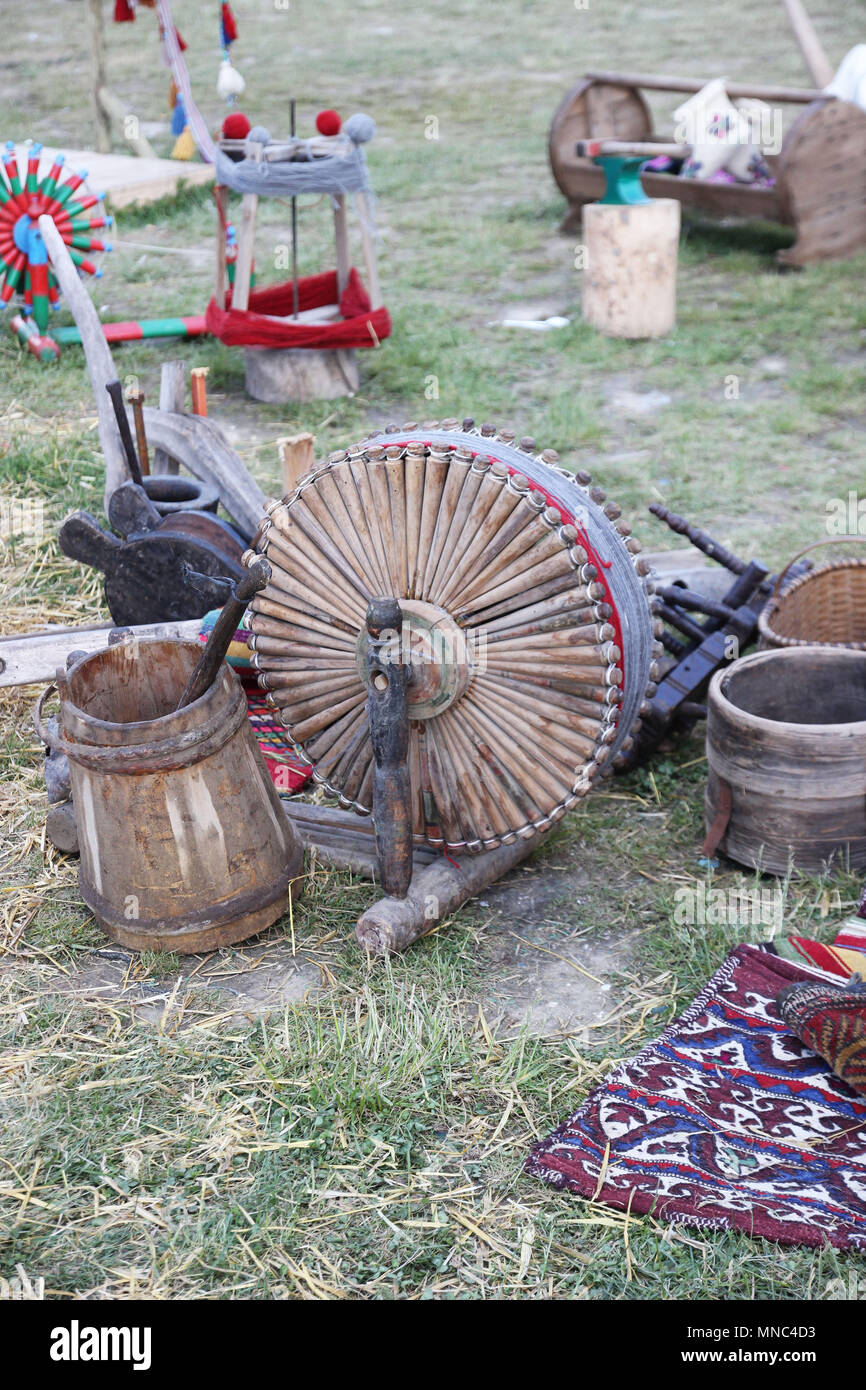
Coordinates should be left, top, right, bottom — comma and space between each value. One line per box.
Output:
583, 199, 680, 339
244, 346, 359, 403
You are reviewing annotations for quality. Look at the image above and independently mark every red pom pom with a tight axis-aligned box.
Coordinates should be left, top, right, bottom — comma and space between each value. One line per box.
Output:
114, 0, 136, 20
223, 112, 252, 140
315, 109, 342, 137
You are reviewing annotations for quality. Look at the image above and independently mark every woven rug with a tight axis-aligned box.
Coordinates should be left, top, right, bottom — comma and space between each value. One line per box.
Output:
527, 945, 866, 1250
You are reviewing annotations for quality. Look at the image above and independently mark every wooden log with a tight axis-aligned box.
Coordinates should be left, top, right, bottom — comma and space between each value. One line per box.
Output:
583, 199, 680, 339
38, 216, 128, 510
278, 432, 316, 494
355, 835, 544, 955
152, 360, 186, 476
244, 347, 359, 403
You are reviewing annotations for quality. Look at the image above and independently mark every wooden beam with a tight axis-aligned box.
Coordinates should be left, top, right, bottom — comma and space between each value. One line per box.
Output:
584, 70, 824, 103
354, 191, 382, 310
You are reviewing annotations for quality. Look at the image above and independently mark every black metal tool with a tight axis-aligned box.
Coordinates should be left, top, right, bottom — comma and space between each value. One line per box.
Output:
105, 379, 143, 487
176, 558, 271, 710
365, 597, 413, 899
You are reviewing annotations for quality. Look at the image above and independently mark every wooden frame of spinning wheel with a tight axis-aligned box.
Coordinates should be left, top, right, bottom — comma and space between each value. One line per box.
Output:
245, 421, 662, 954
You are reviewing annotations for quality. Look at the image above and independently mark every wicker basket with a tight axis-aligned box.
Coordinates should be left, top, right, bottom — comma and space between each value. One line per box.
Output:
758, 539, 866, 651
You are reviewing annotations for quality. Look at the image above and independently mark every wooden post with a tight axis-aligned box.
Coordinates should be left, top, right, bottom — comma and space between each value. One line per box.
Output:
86, 0, 112, 154
354, 191, 382, 309
582, 199, 680, 339
152, 360, 186, 476
277, 432, 316, 493
232, 141, 263, 313
781, 0, 834, 89
97, 87, 157, 159
333, 193, 350, 296
214, 186, 228, 309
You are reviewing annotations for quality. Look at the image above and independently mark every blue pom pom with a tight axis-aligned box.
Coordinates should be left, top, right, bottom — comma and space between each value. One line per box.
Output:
344, 113, 376, 145
247, 125, 271, 148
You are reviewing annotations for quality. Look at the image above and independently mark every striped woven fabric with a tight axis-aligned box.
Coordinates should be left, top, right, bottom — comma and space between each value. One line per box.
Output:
197, 619, 311, 798
774, 933, 866, 981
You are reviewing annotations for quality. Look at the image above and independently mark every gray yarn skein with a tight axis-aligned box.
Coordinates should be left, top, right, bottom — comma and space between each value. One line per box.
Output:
212, 114, 377, 198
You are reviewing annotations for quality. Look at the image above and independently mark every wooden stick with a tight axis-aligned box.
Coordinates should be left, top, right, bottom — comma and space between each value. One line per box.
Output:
413, 448, 450, 598
153, 360, 185, 475
247, 612, 354, 652
468, 682, 599, 763
293, 480, 380, 596
127, 388, 150, 476
459, 524, 581, 606
458, 549, 580, 615
333, 193, 350, 297
404, 445, 426, 600
264, 519, 369, 620
232, 139, 263, 313
253, 590, 357, 639
328, 461, 392, 596
347, 454, 394, 598
278, 432, 315, 495
214, 185, 228, 311
190, 367, 208, 417
421, 449, 472, 597
481, 670, 615, 720
434, 470, 523, 606
385, 452, 409, 596
354, 190, 382, 309
780, 0, 834, 88
584, 69, 824, 103
291, 691, 367, 743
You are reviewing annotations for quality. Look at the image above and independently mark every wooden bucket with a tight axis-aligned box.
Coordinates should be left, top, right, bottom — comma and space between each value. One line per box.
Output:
758, 539, 866, 651
34, 638, 304, 953
704, 647, 866, 875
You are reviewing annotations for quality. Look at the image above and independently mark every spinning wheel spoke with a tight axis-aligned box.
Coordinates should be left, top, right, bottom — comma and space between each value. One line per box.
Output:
248, 423, 660, 851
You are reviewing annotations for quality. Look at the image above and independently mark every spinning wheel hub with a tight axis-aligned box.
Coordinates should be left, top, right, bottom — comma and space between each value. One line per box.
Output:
356, 599, 473, 720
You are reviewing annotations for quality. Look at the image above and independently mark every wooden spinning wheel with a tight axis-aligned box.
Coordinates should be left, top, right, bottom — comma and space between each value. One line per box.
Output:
246, 421, 661, 876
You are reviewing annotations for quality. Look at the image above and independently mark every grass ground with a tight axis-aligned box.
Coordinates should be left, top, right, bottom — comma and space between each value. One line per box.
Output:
1, 0, 865, 1300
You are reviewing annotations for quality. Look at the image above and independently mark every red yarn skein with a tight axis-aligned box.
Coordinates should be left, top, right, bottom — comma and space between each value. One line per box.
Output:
315, 109, 342, 137
223, 112, 252, 140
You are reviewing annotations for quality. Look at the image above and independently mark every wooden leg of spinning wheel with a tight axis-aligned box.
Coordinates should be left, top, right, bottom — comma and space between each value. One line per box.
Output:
366, 597, 413, 898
